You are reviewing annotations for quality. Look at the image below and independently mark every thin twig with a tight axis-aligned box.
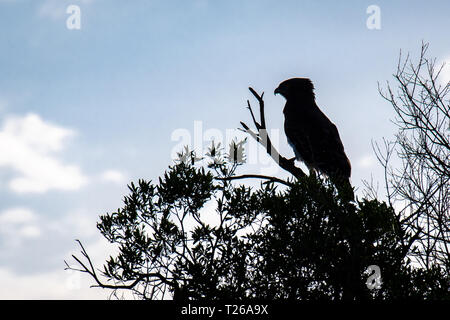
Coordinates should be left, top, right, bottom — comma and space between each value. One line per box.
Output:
217, 174, 293, 187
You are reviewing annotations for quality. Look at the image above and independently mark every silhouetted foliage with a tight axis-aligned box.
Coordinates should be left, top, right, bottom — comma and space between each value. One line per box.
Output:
67, 149, 448, 300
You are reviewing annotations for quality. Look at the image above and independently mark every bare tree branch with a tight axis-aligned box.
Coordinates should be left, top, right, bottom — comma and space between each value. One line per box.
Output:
375, 42, 450, 271
240, 87, 306, 180
216, 174, 293, 187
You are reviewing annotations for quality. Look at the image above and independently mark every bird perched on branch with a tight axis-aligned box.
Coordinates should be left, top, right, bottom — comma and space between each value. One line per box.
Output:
274, 78, 351, 187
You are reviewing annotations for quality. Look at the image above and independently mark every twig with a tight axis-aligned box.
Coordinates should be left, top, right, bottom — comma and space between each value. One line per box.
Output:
217, 174, 293, 187
65, 240, 176, 291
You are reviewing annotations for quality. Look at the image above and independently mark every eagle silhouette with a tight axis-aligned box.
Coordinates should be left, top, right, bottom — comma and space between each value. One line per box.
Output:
275, 78, 351, 184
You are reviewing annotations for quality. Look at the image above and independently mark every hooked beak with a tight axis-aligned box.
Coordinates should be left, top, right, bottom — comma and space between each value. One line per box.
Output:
274, 87, 281, 95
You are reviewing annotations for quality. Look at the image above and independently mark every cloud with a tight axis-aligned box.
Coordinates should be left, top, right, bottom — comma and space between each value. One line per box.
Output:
0, 207, 41, 246
47, 208, 100, 239
0, 205, 105, 275
0, 237, 119, 299
100, 169, 126, 184
0, 113, 88, 193
0, 207, 37, 225
0, 266, 107, 299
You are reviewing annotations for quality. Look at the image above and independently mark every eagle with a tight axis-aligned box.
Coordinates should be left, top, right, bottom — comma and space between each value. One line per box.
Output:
274, 78, 351, 185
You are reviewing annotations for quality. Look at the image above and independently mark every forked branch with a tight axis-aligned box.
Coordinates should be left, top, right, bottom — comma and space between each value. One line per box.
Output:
240, 87, 306, 180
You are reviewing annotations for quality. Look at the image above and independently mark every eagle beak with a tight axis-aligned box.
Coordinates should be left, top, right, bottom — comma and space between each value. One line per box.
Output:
274, 87, 281, 95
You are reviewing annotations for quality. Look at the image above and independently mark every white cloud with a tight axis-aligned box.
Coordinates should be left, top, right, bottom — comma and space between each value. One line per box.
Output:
0, 237, 121, 299
18, 225, 41, 238
47, 208, 99, 239
0, 207, 36, 224
0, 267, 107, 299
0, 209, 117, 299
0, 113, 88, 193
100, 169, 126, 184
0, 207, 41, 245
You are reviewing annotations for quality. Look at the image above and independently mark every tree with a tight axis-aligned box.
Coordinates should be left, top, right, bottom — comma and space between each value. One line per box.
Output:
66, 48, 449, 300
372, 42, 449, 273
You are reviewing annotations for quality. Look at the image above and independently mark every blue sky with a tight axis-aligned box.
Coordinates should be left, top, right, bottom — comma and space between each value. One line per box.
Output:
0, 0, 449, 298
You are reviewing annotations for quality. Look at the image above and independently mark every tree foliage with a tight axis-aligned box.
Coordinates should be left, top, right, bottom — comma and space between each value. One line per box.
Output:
67, 148, 448, 300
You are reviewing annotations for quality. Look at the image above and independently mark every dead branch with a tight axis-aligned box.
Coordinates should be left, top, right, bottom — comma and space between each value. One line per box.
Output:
240, 87, 306, 180
216, 174, 293, 187
375, 42, 450, 271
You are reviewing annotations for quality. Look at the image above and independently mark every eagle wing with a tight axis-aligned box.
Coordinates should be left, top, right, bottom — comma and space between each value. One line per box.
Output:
284, 104, 351, 179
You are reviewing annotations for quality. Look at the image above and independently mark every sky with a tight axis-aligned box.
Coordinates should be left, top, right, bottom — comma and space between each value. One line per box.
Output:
0, 0, 449, 299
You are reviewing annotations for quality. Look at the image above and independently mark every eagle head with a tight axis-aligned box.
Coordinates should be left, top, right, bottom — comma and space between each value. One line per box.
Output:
274, 78, 315, 100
